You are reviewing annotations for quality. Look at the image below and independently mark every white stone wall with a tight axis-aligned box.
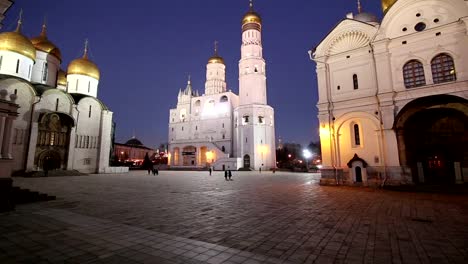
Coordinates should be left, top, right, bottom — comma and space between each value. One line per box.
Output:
66, 74, 99, 97
0, 51, 34, 81
30, 50, 60, 86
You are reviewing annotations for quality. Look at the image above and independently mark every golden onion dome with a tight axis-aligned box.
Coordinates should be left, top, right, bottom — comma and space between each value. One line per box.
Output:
57, 69, 67, 86
208, 55, 224, 65
31, 25, 62, 61
67, 42, 100, 80
0, 27, 36, 61
242, 11, 262, 25
242, 1, 261, 25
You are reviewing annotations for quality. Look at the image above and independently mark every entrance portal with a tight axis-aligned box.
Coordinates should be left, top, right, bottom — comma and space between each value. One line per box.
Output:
395, 95, 468, 184
243, 154, 250, 169
182, 146, 196, 166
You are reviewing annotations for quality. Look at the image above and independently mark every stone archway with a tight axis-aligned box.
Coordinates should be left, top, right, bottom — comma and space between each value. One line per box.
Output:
243, 154, 250, 169
395, 95, 468, 184
35, 112, 74, 170
182, 146, 196, 166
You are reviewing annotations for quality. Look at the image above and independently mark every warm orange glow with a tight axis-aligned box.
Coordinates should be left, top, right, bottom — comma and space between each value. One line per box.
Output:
206, 151, 215, 162
258, 145, 268, 154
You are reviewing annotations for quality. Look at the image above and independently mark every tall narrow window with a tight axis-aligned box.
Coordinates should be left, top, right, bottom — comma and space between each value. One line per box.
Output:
88, 81, 91, 92
354, 124, 361, 146
14, 89, 17, 95
89, 105, 92, 118
42, 62, 48, 81
431, 53, 456, 83
403, 60, 426, 88
76, 79, 79, 90
353, 74, 359, 90
28, 65, 31, 78
0, 56, 3, 69
15, 59, 19, 73
55, 98, 59, 111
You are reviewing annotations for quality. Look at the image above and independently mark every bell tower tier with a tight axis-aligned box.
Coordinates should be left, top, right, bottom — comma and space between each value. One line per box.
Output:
205, 41, 227, 95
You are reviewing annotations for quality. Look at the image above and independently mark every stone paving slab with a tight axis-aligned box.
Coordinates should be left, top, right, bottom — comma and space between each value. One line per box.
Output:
1, 171, 468, 263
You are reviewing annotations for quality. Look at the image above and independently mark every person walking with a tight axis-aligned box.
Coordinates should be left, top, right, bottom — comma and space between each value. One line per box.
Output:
224, 170, 228, 181
228, 170, 232, 181
152, 164, 158, 175
209, 167, 212, 176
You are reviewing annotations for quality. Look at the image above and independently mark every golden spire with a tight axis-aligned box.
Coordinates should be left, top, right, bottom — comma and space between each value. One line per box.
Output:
15, 9, 23, 32
357, 0, 362, 13
83, 39, 89, 59
214, 40, 218, 55
249, 0, 253, 11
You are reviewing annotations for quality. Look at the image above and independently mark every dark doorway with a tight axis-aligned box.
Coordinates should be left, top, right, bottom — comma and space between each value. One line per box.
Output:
401, 105, 467, 184
355, 166, 362, 182
243, 154, 250, 169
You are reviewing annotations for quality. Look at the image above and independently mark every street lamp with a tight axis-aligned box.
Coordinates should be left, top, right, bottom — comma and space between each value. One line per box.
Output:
303, 149, 312, 172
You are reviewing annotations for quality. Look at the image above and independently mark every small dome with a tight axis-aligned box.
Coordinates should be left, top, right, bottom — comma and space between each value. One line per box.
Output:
208, 55, 224, 65
31, 25, 62, 61
354, 12, 379, 23
125, 137, 143, 146
242, 11, 262, 25
0, 31, 36, 61
57, 69, 67, 86
67, 54, 100, 80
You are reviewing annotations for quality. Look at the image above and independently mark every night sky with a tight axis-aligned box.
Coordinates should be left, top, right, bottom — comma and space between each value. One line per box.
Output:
4, 0, 382, 148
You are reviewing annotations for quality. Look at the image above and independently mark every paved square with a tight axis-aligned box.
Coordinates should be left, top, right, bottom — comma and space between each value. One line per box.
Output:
1, 171, 468, 263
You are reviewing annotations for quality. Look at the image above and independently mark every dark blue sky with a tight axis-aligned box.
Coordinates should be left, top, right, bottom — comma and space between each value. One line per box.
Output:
5, 0, 382, 148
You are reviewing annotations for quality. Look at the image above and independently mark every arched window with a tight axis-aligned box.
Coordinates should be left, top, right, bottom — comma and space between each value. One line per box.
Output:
353, 123, 361, 146
352, 74, 359, 90
42, 62, 48, 81
403, 60, 426, 88
220, 95, 228, 102
15, 59, 20, 73
431, 53, 456, 83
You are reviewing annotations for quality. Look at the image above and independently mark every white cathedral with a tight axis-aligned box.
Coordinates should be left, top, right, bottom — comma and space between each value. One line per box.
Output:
0, 14, 114, 174
168, 2, 276, 171
310, 0, 468, 186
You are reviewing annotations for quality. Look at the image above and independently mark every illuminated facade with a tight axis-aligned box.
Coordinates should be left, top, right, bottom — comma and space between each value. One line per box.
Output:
0, 13, 115, 174
168, 2, 276, 170
114, 137, 156, 167
309, 0, 468, 186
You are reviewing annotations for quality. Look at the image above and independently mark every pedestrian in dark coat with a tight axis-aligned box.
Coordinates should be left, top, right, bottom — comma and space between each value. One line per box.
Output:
224, 170, 228, 181
209, 167, 212, 176
228, 170, 232, 181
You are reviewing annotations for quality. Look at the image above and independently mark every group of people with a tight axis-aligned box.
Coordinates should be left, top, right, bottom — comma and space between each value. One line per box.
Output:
208, 167, 233, 180
147, 164, 159, 175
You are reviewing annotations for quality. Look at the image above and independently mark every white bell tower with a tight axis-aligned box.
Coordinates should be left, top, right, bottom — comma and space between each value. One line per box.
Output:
234, 0, 276, 171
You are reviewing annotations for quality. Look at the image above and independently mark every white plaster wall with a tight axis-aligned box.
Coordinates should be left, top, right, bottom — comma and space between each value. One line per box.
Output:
0, 51, 34, 81
30, 50, 60, 86
98, 110, 113, 173
66, 74, 99, 97
71, 97, 102, 173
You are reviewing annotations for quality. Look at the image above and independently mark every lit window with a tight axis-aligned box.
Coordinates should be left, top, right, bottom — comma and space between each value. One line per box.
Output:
431, 53, 456, 83
403, 60, 426, 88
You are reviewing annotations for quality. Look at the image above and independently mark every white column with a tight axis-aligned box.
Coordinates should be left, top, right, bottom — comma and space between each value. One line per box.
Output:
25, 122, 38, 171
1, 116, 14, 159
67, 127, 76, 170
0, 115, 5, 159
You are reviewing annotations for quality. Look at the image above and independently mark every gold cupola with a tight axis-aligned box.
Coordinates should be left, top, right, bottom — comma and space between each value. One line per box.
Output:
67, 40, 100, 80
57, 69, 67, 86
0, 12, 36, 61
207, 40, 225, 65
242, 0, 262, 32
31, 23, 62, 62
382, 0, 398, 14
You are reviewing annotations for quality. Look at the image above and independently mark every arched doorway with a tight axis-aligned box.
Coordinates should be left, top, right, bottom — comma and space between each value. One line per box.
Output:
243, 154, 250, 169
35, 112, 74, 170
182, 146, 196, 166
355, 167, 362, 182
395, 95, 468, 184
200, 146, 207, 165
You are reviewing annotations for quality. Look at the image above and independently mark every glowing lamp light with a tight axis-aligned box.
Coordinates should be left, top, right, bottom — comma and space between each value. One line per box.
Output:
206, 151, 214, 161
303, 149, 312, 159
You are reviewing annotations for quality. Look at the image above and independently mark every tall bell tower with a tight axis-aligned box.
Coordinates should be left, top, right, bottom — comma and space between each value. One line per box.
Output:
234, 0, 276, 170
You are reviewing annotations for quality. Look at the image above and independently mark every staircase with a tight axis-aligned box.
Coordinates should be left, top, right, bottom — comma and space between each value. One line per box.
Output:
11, 186, 56, 204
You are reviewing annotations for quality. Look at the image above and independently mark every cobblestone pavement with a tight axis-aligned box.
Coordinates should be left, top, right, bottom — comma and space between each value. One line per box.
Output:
1, 171, 468, 263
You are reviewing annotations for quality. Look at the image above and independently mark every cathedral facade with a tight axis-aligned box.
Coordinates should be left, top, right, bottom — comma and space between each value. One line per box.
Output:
310, 0, 468, 185
168, 2, 276, 171
0, 14, 114, 174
